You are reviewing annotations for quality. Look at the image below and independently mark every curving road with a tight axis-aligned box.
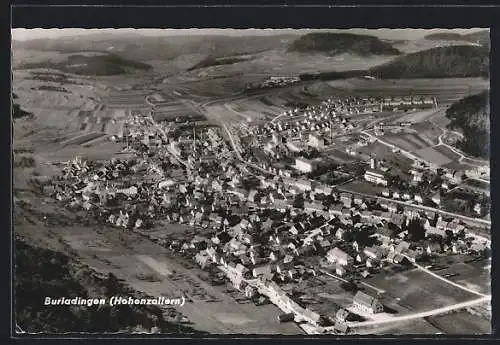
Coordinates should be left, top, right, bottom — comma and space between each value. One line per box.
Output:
339, 295, 491, 329
437, 128, 487, 163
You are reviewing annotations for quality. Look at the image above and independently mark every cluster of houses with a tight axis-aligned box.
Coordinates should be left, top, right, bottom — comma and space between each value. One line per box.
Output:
253, 111, 353, 150
240, 94, 438, 181
48, 145, 485, 261
381, 96, 436, 111
41, 106, 489, 334
246, 76, 301, 90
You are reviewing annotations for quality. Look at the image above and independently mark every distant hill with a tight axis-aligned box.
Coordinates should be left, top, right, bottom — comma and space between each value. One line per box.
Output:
369, 45, 489, 79
425, 30, 489, 47
12, 34, 296, 62
186, 55, 253, 72
462, 30, 490, 47
445, 91, 489, 159
300, 45, 489, 81
288, 33, 401, 56
17, 53, 152, 76
424, 33, 466, 41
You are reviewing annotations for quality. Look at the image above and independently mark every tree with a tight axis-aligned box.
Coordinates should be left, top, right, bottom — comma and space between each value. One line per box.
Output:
293, 194, 305, 209
241, 176, 261, 190
480, 247, 491, 259
407, 218, 425, 241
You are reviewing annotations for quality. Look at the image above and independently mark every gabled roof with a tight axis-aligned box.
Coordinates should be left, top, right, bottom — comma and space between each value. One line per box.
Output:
327, 247, 353, 262
353, 291, 380, 309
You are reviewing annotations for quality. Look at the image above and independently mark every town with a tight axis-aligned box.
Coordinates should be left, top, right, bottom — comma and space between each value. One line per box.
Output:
13, 28, 491, 335
35, 91, 491, 335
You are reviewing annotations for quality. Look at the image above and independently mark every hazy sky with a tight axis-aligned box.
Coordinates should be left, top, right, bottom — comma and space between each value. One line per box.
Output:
11, 28, 488, 41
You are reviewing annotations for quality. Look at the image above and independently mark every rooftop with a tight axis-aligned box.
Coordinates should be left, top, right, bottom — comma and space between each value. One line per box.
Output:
353, 291, 380, 308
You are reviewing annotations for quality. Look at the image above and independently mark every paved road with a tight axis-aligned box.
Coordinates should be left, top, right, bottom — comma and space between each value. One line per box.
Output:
220, 123, 243, 160
198, 100, 278, 176
433, 121, 488, 166
336, 185, 491, 229
361, 130, 432, 167
404, 254, 487, 297
340, 295, 491, 329
145, 111, 190, 168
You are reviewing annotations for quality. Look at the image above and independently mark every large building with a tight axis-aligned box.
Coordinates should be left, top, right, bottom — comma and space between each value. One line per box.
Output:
326, 247, 354, 266
364, 170, 388, 186
294, 157, 317, 173
308, 134, 325, 148
352, 291, 384, 314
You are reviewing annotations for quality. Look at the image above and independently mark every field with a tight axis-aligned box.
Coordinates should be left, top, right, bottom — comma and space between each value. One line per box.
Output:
323, 148, 359, 164
410, 121, 443, 146
384, 133, 433, 152
432, 145, 464, 162
391, 109, 440, 124
153, 101, 206, 122
426, 311, 491, 334
461, 179, 490, 195
365, 266, 478, 311
357, 142, 413, 170
357, 318, 441, 335
415, 147, 453, 166
12, 49, 109, 68
201, 103, 257, 126
179, 75, 490, 128
60, 131, 107, 146
442, 161, 475, 172
16, 217, 304, 335
229, 98, 284, 121
102, 91, 150, 109
430, 255, 491, 295
326, 78, 489, 105
164, 75, 249, 99
341, 180, 386, 195
357, 141, 393, 158
183, 50, 395, 79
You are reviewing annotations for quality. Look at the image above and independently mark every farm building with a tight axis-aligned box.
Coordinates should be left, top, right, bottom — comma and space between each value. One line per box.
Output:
352, 291, 384, 314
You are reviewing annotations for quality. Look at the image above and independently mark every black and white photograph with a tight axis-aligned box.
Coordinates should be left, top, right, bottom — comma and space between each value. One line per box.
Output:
12, 27, 491, 335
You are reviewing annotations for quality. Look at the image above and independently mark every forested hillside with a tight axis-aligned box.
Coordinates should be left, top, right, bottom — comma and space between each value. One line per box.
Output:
369, 45, 489, 79
445, 91, 489, 158
14, 239, 206, 334
288, 33, 401, 56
